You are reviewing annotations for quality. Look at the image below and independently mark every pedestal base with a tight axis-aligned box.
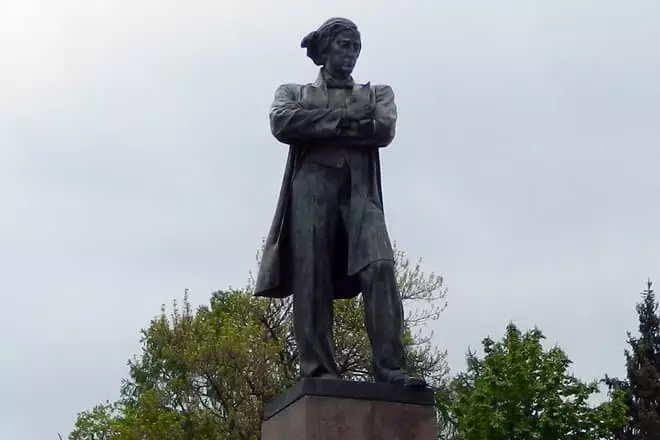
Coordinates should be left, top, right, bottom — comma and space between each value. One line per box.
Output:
261, 378, 436, 440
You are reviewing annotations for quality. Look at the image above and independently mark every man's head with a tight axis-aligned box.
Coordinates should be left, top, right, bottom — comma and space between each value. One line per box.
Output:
301, 17, 361, 78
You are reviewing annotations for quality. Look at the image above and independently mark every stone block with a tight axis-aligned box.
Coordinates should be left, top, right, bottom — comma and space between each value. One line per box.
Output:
261, 378, 436, 440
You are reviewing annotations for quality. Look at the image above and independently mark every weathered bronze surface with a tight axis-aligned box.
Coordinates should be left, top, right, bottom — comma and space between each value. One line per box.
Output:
255, 17, 425, 387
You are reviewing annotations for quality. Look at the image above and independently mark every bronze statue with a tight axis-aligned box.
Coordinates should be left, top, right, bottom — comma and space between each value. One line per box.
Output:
255, 17, 425, 388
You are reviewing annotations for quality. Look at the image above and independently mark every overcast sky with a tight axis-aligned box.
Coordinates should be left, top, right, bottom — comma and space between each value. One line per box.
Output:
2, 0, 659, 438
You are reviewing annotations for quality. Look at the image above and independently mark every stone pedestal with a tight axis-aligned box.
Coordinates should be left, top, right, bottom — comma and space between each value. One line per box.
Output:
261, 378, 436, 440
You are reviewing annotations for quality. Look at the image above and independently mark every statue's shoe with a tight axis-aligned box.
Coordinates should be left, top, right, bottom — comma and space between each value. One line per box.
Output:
316, 372, 341, 380
381, 373, 428, 388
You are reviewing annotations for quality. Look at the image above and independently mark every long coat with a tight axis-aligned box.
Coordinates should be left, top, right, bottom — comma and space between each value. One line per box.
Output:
254, 70, 397, 299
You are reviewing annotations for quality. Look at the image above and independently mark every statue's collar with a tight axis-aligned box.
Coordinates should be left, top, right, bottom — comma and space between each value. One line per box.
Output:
312, 69, 355, 90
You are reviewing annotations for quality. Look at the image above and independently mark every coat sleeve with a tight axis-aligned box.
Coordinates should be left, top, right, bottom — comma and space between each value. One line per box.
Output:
269, 84, 343, 144
371, 85, 397, 148
342, 85, 397, 148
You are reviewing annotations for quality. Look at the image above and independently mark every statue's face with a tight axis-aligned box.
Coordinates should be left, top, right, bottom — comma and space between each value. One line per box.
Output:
324, 30, 361, 78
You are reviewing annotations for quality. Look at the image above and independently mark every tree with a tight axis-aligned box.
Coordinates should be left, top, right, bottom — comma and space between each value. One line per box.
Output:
69, 246, 448, 439
440, 323, 626, 440
605, 279, 660, 440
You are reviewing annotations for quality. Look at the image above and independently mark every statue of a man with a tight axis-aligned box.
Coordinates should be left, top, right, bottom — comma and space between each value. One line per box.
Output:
255, 17, 425, 388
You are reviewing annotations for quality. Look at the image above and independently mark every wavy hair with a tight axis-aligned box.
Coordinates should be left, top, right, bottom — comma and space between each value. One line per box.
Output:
300, 17, 360, 66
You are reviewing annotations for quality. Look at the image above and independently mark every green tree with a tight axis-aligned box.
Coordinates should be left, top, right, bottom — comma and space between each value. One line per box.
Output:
605, 279, 660, 440
441, 323, 626, 440
70, 246, 448, 440
69, 402, 119, 440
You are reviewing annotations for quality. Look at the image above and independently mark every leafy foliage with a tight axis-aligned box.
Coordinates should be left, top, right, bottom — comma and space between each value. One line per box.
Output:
440, 324, 627, 440
69, 246, 448, 439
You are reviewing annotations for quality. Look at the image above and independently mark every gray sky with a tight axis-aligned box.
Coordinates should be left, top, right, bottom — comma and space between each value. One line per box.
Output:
2, 0, 659, 438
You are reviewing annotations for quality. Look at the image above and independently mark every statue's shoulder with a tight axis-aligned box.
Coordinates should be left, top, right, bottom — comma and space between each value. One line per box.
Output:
371, 84, 394, 95
368, 84, 395, 104
273, 83, 305, 99
275, 82, 304, 90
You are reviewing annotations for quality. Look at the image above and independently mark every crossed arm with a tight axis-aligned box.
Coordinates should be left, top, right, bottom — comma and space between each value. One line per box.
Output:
269, 84, 397, 148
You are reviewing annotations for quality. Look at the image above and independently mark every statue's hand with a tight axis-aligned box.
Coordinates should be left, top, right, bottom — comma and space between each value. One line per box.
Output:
343, 101, 374, 121
339, 117, 375, 139
354, 118, 376, 137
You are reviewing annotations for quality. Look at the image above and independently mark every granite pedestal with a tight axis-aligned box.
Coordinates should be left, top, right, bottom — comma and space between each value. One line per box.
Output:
261, 378, 436, 440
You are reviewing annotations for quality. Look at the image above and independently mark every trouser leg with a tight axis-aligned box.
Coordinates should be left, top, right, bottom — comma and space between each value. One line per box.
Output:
289, 163, 343, 378
358, 259, 406, 381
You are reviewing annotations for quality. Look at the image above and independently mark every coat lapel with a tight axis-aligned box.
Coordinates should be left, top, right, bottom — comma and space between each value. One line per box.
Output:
306, 70, 369, 108
304, 70, 329, 108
